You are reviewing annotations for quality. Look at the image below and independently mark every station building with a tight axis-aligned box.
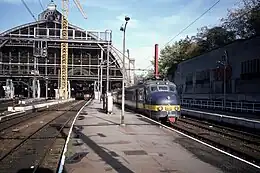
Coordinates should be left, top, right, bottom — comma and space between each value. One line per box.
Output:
172, 36, 260, 102
0, 2, 135, 98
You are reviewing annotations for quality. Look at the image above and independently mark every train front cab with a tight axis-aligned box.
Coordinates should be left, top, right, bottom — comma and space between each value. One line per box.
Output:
138, 85, 181, 124
149, 104, 181, 124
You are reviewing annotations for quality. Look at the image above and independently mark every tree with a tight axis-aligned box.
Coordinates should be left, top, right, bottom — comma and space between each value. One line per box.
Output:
156, 0, 260, 77
158, 26, 235, 77
158, 36, 202, 77
195, 26, 236, 50
221, 0, 260, 38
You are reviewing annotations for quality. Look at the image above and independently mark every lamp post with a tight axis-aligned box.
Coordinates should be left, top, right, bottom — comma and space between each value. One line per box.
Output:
217, 50, 228, 109
120, 16, 130, 125
100, 49, 103, 103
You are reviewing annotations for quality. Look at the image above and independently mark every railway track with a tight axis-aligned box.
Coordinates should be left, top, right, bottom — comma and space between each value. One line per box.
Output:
171, 117, 260, 165
0, 100, 15, 114
0, 100, 88, 173
0, 101, 77, 132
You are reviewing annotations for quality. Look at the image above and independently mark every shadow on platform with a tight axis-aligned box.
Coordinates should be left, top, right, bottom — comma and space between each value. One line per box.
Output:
87, 112, 157, 126
97, 108, 107, 114
70, 128, 134, 173
114, 104, 135, 114
87, 113, 119, 125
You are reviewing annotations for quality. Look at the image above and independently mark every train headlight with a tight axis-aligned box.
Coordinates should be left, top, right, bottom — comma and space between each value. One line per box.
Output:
175, 106, 180, 111
157, 106, 163, 111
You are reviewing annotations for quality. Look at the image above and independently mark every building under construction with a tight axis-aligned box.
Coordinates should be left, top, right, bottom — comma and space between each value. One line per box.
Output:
0, 2, 135, 99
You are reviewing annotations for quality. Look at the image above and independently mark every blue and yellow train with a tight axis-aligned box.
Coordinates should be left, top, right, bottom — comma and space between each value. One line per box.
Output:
113, 79, 181, 124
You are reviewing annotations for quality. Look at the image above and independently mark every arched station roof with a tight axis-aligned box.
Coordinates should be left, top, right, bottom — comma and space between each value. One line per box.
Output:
0, 1, 134, 83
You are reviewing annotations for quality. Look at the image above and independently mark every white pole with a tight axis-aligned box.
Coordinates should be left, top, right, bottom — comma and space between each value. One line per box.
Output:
100, 49, 103, 103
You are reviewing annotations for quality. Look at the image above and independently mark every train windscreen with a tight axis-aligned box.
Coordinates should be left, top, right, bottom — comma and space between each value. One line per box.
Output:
169, 86, 176, 91
158, 86, 168, 91
150, 85, 177, 92
151, 86, 157, 91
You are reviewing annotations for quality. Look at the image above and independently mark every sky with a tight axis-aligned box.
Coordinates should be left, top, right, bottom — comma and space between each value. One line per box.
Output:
0, 0, 239, 75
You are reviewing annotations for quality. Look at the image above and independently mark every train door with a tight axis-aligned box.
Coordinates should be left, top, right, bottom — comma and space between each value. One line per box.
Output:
144, 87, 147, 113
141, 88, 145, 109
145, 86, 152, 118
137, 88, 145, 110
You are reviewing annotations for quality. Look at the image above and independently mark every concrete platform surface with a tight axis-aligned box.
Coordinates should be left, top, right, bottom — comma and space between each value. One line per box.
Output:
7, 98, 75, 112
64, 100, 259, 173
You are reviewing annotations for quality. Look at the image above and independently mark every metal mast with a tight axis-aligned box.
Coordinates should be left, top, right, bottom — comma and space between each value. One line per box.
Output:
60, 0, 87, 99
60, 0, 69, 99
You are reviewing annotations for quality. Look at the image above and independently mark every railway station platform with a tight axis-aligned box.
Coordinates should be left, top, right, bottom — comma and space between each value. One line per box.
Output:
63, 100, 256, 173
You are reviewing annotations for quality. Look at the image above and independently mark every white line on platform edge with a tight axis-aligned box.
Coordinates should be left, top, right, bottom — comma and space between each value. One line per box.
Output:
57, 99, 93, 173
0, 111, 25, 121
137, 113, 260, 170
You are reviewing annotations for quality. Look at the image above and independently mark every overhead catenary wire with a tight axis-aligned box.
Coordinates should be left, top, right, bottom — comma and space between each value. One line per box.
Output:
73, 0, 88, 19
140, 1, 221, 72
128, 1, 255, 74
38, 0, 44, 11
164, 0, 221, 47
21, 0, 37, 21
141, 0, 221, 74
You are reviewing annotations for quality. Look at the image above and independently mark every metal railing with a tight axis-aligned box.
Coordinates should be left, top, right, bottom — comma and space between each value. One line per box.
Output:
110, 46, 130, 85
181, 99, 260, 114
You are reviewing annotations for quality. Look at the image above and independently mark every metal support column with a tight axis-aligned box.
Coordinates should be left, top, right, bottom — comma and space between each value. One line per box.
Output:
121, 33, 126, 124
100, 49, 103, 103
37, 80, 40, 98
223, 50, 228, 109
120, 17, 130, 125
106, 41, 110, 93
33, 56, 37, 98
97, 55, 100, 100
45, 78, 48, 99
28, 82, 30, 98
80, 52, 83, 75
127, 49, 130, 85
132, 59, 135, 84
68, 80, 71, 99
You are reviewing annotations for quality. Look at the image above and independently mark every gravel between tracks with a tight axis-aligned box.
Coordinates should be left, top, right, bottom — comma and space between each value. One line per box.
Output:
0, 100, 87, 173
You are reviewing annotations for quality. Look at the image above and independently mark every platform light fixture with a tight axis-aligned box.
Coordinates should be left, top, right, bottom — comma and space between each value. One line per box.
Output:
120, 15, 130, 125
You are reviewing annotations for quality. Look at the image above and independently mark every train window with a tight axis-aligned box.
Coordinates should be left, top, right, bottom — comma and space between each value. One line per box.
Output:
138, 89, 144, 101
146, 86, 150, 93
257, 59, 260, 73
253, 59, 257, 73
169, 86, 176, 91
241, 62, 244, 74
151, 85, 157, 91
158, 85, 168, 91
